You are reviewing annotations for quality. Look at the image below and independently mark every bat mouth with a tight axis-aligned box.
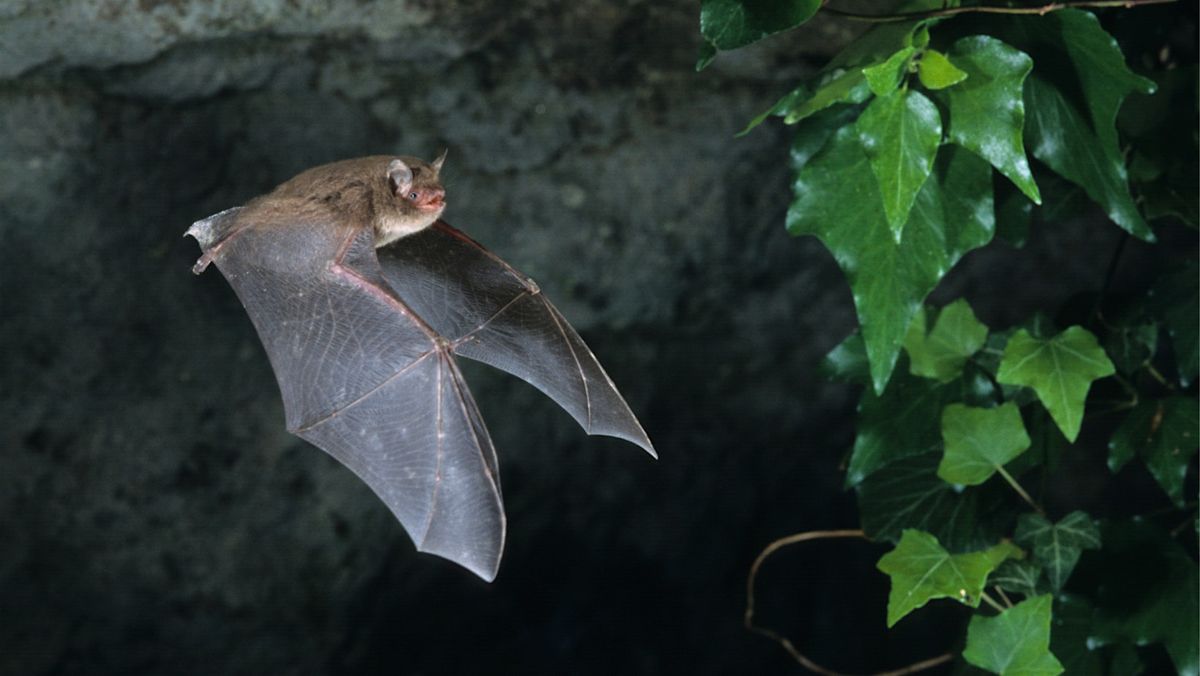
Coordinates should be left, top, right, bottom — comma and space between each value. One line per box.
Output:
418, 199, 446, 212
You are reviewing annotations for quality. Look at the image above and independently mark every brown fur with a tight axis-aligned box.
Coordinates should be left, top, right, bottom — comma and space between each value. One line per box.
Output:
238, 154, 447, 246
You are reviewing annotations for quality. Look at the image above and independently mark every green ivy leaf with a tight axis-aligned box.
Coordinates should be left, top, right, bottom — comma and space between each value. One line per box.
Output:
1017, 10, 1155, 161
698, 0, 822, 53
1005, 405, 1066, 479
1050, 595, 1104, 676
1151, 261, 1200, 385
827, 14, 930, 70
786, 103, 859, 171
939, 403, 1031, 486
1087, 519, 1199, 676
940, 35, 1040, 204
1104, 321, 1158, 376
857, 453, 1012, 552
856, 88, 943, 239
820, 331, 870, 385
965, 595, 1064, 675
740, 85, 808, 134
776, 69, 873, 127
770, 8, 931, 125
696, 41, 717, 71
877, 529, 1021, 627
1003, 9, 1156, 240
846, 367, 958, 486
996, 327, 1115, 442
1014, 511, 1100, 591
904, 299, 989, 382
789, 129, 994, 393
989, 558, 1046, 598
1120, 67, 1200, 227
917, 48, 968, 90
1108, 398, 1199, 506
863, 45, 915, 96
1024, 76, 1152, 241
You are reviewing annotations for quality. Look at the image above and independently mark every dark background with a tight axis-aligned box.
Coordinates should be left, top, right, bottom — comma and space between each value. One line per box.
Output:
0, 2, 1190, 675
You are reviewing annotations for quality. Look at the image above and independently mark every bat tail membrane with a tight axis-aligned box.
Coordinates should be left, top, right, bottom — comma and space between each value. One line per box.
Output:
377, 222, 656, 458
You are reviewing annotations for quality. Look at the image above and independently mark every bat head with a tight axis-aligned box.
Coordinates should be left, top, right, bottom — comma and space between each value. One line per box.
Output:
376, 152, 448, 247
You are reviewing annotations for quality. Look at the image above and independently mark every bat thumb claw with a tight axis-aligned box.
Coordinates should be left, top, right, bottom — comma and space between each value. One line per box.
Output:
191, 253, 214, 275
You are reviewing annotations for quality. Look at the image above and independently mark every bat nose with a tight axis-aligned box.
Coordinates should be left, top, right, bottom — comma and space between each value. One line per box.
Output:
424, 188, 445, 206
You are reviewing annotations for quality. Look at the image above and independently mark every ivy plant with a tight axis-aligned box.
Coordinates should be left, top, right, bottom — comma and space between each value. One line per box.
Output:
700, 1, 1198, 674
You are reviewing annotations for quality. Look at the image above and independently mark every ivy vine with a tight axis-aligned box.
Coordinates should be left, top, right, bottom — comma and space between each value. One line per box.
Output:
699, 1, 1198, 674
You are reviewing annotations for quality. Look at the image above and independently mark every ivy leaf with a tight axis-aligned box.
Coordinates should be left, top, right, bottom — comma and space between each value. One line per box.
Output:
1151, 261, 1200, 385
939, 403, 1031, 486
1004, 9, 1156, 241
1001, 11, 1156, 221
1024, 76, 1152, 241
1014, 511, 1100, 591
698, 0, 822, 53
789, 129, 994, 393
863, 45, 915, 96
996, 327, 1115, 442
1015, 10, 1155, 161
904, 299, 989, 382
1120, 66, 1200, 227
783, 69, 872, 125
846, 366, 957, 486
827, 14, 930, 70
766, 10, 930, 125
786, 102, 859, 171
1005, 405, 1066, 479
857, 453, 1012, 552
940, 35, 1040, 204
1103, 321, 1157, 376
1087, 519, 1199, 676
856, 88, 943, 239
964, 595, 1064, 676
1050, 595, 1104, 676
917, 48, 968, 90
989, 558, 1046, 598
1108, 398, 1199, 506
877, 529, 1021, 627
742, 80, 862, 136
740, 85, 808, 135
820, 331, 870, 385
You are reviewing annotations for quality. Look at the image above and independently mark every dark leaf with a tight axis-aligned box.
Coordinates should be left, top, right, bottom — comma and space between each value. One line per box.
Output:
857, 453, 1012, 553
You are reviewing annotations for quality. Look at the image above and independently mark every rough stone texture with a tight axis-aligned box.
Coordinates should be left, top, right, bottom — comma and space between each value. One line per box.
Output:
0, 2, 1163, 675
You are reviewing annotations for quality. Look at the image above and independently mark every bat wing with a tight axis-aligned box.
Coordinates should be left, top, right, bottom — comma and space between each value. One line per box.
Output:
377, 221, 655, 457
186, 208, 505, 580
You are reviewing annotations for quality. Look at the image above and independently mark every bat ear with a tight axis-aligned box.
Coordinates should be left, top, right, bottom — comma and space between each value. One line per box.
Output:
431, 148, 448, 176
388, 158, 413, 195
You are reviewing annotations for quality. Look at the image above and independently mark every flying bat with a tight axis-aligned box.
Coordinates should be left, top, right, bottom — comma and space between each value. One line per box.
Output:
185, 153, 655, 581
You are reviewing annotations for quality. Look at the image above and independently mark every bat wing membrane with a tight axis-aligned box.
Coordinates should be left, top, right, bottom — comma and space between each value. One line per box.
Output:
187, 208, 504, 580
377, 221, 655, 457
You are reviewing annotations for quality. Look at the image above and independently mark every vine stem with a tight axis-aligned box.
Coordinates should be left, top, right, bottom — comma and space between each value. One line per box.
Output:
820, 0, 1177, 23
745, 529, 956, 676
980, 591, 1007, 613
995, 465, 1045, 515
993, 586, 1015, 609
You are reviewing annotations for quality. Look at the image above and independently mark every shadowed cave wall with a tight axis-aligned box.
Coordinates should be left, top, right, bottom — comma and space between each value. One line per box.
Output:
0, 2, 1171, 674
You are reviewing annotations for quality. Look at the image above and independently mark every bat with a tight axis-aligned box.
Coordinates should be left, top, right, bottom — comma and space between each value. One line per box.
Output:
185, 153, 655, 581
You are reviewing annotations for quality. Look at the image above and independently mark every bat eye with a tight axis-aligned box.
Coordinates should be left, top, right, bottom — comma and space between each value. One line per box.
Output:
408, 192, 419, 200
